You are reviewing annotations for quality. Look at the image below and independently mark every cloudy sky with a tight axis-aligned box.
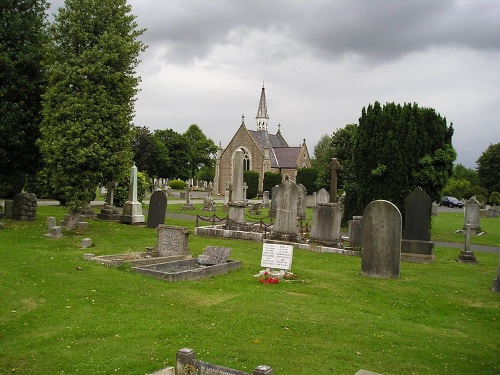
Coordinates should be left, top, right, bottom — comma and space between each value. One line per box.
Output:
48, 0, 500, 168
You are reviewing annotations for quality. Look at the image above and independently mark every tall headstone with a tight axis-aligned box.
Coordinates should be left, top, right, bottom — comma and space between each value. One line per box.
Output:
297, 183, 307, 219
348, 216, 362, 248
361, 200, 402, 278
463, 197, 481, 232
271, 176, 300, 241
147, 190, 167, 228
309, 159, 342, 246
228, 149, 245, 224
262, 191, 270, 208
401, 187, 434, 261
119, 164, 145, 225
269, 185, 279, 218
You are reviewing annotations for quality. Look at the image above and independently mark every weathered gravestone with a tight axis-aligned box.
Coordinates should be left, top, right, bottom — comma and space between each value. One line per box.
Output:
310, 160, 342, 246
147, 190, 167, 228
271, 177, 300, 241
154, 225, 190, 258
44, 216, 62, 238
463, 196, 481, 232
401, 187, 434, 261
197, 246, 232, 265
316, 188, 330, 205
348, 216, 362, 249
262, 191, 270, 208
361, 200, 402, 278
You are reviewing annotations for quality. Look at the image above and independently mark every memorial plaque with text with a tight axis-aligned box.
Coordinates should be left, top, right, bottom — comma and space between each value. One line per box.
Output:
261, 243, 293, 270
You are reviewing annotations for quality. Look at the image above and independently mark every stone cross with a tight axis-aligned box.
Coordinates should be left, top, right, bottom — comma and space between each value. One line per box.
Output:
106, 181, 118, 206
329, 158, 342, 203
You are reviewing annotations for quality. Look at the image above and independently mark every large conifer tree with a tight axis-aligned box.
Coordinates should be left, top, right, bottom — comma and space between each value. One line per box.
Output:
343, 102, 455, 223
39, 0, 145, 210
0, 0, 48, 197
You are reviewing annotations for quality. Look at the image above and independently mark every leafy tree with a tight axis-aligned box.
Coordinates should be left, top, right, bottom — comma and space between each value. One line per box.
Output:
131, 126, 169, 180
441, 163, 482, 200
113, 170, 149, 207
0, 0, 48, 197
243, 171, 259, 199
477, 143, 500, 194
39, 0, 145, 211
197, 164, 215, 182
153, 129, 189, 180
344, 102, 455, 224
296, 167, 317, 194
312, 124, 357, 192
183, 124, 217, 179
263, 171, 282, 194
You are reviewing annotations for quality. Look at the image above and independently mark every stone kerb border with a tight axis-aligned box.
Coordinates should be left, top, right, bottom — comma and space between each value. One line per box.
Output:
175, 348, 273, 375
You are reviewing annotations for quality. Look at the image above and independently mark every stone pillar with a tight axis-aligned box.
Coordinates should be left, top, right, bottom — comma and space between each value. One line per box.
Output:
228, 150, 245, 224
119, 164, 145, 225
176, 348, 196, 374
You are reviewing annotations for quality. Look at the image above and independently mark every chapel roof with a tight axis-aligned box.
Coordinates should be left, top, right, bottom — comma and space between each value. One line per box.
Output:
272, 147, 303, 168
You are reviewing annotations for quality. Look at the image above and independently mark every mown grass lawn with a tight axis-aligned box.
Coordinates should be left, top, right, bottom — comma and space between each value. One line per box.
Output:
0, 205, 498, 375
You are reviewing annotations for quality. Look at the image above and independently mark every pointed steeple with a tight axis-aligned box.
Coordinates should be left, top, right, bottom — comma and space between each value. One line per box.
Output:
255, 84, 269, 131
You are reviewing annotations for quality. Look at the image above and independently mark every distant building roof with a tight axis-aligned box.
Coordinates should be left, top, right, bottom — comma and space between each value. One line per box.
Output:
273, 147, 302, 168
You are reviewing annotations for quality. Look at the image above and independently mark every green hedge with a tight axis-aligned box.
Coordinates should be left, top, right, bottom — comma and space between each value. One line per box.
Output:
243, 171, 259, 199
263, 171, 282, 194
168, 179, 188, 190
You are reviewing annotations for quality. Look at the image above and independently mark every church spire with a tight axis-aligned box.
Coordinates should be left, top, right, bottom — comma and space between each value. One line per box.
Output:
255, 84, 269, 131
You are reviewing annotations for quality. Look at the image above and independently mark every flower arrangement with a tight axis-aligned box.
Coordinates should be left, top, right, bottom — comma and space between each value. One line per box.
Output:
259, 271, 279, 284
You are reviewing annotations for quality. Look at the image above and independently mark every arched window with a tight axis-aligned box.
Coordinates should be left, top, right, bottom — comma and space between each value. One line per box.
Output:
243, 149, 251, 171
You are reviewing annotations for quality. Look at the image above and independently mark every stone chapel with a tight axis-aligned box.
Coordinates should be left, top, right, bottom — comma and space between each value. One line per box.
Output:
214, 86, 311, 195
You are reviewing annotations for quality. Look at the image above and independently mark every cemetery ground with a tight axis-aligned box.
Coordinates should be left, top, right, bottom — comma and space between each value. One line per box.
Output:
0, 205, 499, 374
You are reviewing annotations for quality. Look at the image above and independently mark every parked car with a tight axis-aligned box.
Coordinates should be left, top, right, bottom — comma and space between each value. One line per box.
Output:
441, 196, 464, 208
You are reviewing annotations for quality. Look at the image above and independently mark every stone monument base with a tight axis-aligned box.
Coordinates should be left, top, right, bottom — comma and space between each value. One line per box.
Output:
97, 205, 121, 220
457, 251, 478, 264
182, 203, 195, 211
401, 239, 435, 263
119, 201, 145, 225
228, 202, 245, 224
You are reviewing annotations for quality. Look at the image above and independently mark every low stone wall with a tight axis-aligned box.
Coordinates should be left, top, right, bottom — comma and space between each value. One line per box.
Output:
195, 225, 264, 241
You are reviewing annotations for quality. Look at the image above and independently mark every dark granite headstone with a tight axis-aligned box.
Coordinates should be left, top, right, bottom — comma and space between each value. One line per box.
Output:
403, 187, 431, 241
361, 200, 402, 278
147, 190, 167, 228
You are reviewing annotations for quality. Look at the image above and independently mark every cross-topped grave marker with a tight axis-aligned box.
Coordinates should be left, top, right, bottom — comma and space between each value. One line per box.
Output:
329, 158, 342, 203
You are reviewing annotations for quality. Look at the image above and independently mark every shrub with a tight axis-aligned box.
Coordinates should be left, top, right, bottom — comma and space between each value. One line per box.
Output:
263, 171, 282, 194
168, 179, 187, 190
243, 171, 259, 199
296, 167, 318, 194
